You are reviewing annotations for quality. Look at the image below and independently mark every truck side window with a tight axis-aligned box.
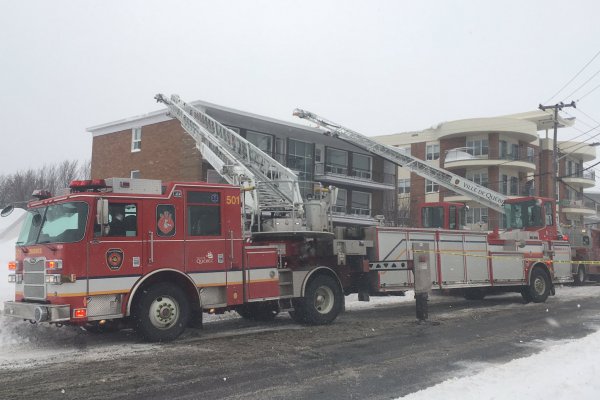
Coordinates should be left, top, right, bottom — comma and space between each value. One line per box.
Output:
187, 191, 221, 236
106, 203, 137, 237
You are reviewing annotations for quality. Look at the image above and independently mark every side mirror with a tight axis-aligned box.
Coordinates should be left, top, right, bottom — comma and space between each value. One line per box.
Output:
96, 199, 109, 226
1, 204, 14, 217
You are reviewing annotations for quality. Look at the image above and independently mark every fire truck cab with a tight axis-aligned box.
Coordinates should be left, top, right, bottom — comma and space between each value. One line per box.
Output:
4, 178, 292, 341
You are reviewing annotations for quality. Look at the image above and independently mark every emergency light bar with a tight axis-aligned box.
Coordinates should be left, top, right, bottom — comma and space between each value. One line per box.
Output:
69, 179, 107, 192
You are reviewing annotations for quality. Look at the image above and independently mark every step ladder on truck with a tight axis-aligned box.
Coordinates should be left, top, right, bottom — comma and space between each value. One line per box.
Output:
0, 95, 572, 342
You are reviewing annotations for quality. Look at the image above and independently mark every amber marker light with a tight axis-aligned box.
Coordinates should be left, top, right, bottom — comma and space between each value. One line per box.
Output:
8, 261, 16, 271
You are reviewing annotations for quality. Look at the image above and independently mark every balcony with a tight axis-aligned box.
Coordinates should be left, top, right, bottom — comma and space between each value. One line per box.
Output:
434, 117, 538, 142
330, 205, 378, 225
560, 199, 597, 216
444, 147, 536, 172
314, 162, 395, 190
562, 170, 596, 189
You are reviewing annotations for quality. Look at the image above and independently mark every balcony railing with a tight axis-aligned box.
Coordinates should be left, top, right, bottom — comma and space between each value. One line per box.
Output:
314, 162, 395, 185
445, 147, 537, 164
563, 170, 596, 180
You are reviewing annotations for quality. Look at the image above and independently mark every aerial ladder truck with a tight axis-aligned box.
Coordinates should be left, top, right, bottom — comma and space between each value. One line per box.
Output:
293, 108, 574, 283
1, 96, 572, 342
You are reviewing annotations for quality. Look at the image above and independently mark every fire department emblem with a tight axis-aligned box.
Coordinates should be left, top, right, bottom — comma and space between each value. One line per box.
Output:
106, 249, 124, 271
157, 210, 175, 236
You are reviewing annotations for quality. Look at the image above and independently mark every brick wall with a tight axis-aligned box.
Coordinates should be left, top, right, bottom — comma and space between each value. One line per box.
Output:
91, 120, 203, 182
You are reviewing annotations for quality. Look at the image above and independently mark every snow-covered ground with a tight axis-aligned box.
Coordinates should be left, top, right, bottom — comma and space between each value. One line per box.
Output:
1, 211, 600, 398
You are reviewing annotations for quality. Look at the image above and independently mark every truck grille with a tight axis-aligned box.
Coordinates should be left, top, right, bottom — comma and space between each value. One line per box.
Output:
23, 257, 46, 300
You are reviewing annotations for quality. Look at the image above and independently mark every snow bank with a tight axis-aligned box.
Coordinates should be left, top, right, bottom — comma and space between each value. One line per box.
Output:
0, 208, 26, 305
398, 329, 600, 400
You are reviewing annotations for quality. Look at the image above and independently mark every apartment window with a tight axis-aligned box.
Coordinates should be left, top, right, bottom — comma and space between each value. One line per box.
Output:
426, 144, 440, 160
326, 148, 348, 175
510, 176, 519, 195
501, 174, 508, 195
467, 172, 488, 187
333, 188, 347, 213
527, 147, 535, 163
130, 170, 140, 179
131, 127, 141, 152
246, 131, 273, 154
500, 141, 507, 158
288, 139, 314, 186
398, 179, 411, 195
466, 140, 489, 157
466, 207, 488, 225
352, 153, 372, 179
511, 144, 519, 160
351, 191, 371, 216
425, 179, 439, 193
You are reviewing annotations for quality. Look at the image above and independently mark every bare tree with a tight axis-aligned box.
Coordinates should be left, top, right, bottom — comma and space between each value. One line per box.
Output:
0, 159, 89, 208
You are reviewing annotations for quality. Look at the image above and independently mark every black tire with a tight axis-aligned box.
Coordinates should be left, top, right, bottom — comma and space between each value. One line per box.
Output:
293, 274, 343, 325
133, 282, 190, 342
524, 268, 551, 303
236, 301, 279, 321
463, 288, 486, 301
574, 265, 587, 286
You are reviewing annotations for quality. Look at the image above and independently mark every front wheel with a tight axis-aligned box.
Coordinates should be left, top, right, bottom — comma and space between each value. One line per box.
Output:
293, 274, 343, 325
133, 282, 190, 342
524, 268, 551, 303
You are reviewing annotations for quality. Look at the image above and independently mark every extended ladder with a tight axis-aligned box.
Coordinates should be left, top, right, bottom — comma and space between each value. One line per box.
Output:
293, 109, 508, 213
156, 94, 304, 220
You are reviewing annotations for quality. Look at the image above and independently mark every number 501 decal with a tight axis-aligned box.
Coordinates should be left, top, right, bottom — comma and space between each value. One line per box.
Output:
226, 195, 240, 205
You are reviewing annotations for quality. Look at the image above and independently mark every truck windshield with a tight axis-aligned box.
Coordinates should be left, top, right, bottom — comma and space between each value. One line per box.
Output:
17, 202, 89, 245
503, 200, 542, 230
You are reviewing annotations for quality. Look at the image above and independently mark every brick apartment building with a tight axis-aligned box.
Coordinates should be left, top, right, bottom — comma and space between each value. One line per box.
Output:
375, 110, 598, 230
88, 100, 398, 227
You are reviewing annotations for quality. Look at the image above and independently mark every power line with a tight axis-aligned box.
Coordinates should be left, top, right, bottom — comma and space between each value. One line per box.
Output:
563, 67, 600, 101
545, 49, 600, 104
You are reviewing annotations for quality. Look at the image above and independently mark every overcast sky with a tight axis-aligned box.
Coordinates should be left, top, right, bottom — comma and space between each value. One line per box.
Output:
2, 0, 600, 177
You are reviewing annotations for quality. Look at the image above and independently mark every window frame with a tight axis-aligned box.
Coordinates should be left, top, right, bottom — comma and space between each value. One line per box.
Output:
131, 127, 142, 152
426, 144, 440, 161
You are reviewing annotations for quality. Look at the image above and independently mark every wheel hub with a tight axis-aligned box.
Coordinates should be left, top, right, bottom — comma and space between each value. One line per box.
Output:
314, 286, 334, 314
534, 277, 546, 294
149, 296, 179, 329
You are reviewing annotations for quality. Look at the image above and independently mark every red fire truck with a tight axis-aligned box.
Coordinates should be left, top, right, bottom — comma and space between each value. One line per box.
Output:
2, 177, 571, 342
1, 95, 573, 341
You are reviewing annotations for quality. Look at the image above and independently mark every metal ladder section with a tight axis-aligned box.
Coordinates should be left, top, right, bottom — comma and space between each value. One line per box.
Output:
156, 94, 304, 216
293, 109, 508, 213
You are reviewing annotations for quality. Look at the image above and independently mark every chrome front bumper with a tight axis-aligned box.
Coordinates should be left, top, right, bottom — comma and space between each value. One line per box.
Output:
3, 301, 70, 323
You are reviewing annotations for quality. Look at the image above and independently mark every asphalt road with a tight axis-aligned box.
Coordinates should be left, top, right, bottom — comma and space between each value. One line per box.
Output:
1, 285, 600, 400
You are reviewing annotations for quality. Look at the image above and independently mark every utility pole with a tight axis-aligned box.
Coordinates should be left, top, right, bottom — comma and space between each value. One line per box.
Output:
538, 101, 576, 227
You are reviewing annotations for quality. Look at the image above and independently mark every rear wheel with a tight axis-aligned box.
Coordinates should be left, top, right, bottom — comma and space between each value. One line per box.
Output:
133, 282, 190, 342
524, 268, 551, 303
293, 274, 343, 325
574, 265, 587, 286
